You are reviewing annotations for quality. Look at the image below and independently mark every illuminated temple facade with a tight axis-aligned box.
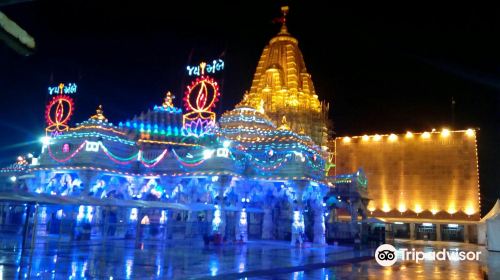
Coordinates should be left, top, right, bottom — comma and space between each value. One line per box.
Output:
0, 6, 482, 245
0, 7, 355, 245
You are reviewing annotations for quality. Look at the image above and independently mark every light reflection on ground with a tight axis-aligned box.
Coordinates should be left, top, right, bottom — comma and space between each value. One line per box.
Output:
0, 236, 365, 279
252, 240, 500, 280
0, 236, 497, 279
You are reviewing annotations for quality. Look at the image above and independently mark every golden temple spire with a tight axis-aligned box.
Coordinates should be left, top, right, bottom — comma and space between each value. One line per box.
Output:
90, 105, 108, 122
278, 6, 289, 35
163, 91, 175, 109
278, 115, 290, 130
237, 4, 330, 145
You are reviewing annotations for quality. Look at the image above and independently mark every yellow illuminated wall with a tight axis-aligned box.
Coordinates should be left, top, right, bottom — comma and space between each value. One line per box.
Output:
334, 129, 480, 221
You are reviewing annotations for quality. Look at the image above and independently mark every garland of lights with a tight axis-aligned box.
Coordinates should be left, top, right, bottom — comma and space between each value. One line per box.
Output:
45, 141, 169, 168
55, 132, 135, 145
31, 166, 242, 179
248, 153, 292, 171
226, 135, 313, 146
99, 143, 138, 164
70, 125, 126, 135
45, 138, 323, 172
172, 149, 206, 167
137, 139, 201, 147
242, 141, 324, 157
138, 149, 168, 168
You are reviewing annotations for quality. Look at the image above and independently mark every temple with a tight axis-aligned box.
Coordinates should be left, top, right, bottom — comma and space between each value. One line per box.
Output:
1, 5, 479, 248
0, 8, 370, 245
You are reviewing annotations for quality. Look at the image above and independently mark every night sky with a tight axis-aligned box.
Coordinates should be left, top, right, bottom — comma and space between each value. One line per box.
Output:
0, 2, 498, 214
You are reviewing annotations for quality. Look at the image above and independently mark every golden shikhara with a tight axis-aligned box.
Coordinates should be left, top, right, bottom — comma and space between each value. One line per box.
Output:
238, 7, 330, 145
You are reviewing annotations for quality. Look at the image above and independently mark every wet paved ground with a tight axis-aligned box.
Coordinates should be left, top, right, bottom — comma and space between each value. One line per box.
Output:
259, 240, 500, 280
0, 236, 498, 279
0, 235, 371, 279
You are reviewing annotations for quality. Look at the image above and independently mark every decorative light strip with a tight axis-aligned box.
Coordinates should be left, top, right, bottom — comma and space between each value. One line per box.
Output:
152, 105, 182, 113
54, 132, 135, 145
219, 116, 274, 126
30, 166, 242, 178
248, 153, 291, 171
246, 143, 323, 157
70, 125, 126, 135
45, 141, 167, 168
99, 143, 138, 164
172, 149, 206, 167
138, 149, 168, 168
138, 139, 201, 147
339, 129, 477, 142
224, 134, 316, 148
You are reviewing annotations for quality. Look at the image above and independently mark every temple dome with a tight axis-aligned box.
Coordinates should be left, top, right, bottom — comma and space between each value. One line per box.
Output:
219, 106, 276, 131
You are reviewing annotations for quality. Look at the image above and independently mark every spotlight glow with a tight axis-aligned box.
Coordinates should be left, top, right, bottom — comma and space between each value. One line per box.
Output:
441, 128, 450, 137
40, 136, 51, 146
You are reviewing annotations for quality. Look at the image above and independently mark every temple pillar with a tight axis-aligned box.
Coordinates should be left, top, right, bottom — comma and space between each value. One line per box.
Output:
211, 175, 231, 238
464, 224, 470, 243
185, 210, 199, 237
261, 207, 274, 239
291, 209, 304, 246
410, 223, 416, 240
312, 201, 326, 245
329, 208, 337, 223
291, 180, 307, 246
436, 224, 442, 241
349, 201, 359, 222
236, 209, 248, 242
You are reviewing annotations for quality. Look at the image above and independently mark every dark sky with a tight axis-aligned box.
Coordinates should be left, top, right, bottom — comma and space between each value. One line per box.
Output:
0, 2, 498, 214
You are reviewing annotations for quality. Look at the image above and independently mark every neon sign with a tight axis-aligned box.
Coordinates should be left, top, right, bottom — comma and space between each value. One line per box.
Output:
45, 83, 77, 135
187, 59, 224, 76
45, 94, 74, 135
182, 76, 220, 137
48, 83, 77, 95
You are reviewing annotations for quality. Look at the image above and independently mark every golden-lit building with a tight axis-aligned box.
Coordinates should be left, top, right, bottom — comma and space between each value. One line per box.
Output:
238, 6, 331, 146
333, 129, 481, 242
